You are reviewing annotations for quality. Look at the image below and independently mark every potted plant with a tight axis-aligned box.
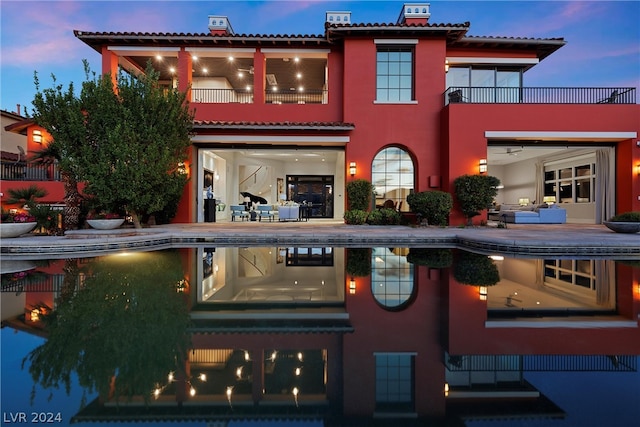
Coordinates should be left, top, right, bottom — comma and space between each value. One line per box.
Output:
86, 211, 125, 230
603, 211, 640, 233
0, 210, 38, 238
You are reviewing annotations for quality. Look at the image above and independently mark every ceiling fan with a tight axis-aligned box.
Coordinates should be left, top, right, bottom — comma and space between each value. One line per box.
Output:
496, 147, 523, 156
237, 66, 254, 75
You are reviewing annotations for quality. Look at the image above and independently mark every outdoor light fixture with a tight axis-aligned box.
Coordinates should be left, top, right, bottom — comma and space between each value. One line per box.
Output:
349, 161, 357, 176
349, 278, 356, 294
518, 198, 530, 206
479, 159, 487, 174
479, 286, 488, 301
32, 129, 42, 144
445, 59, 449, 73
636, 164, 640, 176
543, 196, 556, 205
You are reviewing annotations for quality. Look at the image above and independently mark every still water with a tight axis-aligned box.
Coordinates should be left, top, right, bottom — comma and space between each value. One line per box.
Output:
1, 246, 639, 427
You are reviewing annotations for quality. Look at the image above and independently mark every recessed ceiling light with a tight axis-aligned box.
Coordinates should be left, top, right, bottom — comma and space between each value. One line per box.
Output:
156, 55, 162, 61
202, 68, 208, 73
192, 55, 198, 61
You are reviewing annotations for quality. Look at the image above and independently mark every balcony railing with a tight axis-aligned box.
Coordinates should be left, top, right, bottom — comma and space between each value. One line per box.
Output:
1, 162, 61, 181
445, 87, 637, 105
192, 88, 254, 104
265, 90, 327, 104
191, 88, 328, 104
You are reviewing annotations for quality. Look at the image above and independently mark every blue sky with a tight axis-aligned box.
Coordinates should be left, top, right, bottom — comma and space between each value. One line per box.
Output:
1, 0, 639, 115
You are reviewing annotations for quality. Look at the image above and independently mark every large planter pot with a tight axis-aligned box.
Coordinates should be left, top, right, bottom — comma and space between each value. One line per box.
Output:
603, 221, 640, 234
0, 222, 38, 238
87, 218, 125, 230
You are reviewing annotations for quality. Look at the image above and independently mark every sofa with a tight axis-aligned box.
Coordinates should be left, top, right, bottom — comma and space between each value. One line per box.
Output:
278, 205, 299, 221
490, 204, 567, 224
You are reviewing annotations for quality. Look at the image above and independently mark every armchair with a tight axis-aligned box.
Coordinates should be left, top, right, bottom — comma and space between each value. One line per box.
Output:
230, 205, 250, 221
257, 205, 276, 222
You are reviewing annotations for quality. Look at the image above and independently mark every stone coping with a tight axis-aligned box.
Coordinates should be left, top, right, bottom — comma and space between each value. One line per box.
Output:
1, 223, 639, 259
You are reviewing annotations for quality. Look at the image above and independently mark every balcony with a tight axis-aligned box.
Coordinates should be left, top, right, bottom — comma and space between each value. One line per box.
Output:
1, 162, 61, 181
191, 89, 328, 104
444, 87, 636, 105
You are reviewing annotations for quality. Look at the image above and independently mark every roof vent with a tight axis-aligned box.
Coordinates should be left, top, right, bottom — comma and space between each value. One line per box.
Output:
398, 3, 430, 24
208, 15, 234, 35
326, 11, 351, 25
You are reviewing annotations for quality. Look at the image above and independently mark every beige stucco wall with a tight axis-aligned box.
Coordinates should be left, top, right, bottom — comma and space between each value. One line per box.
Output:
1, 112, 27, 154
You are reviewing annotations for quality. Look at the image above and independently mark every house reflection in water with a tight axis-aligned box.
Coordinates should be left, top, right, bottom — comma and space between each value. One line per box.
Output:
1, 247, 639, 425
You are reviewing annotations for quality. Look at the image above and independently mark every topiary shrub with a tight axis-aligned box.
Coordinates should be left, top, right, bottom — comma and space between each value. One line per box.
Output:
454, 174, 500, 225
366, 208, 402, 225
345, 248, 372, 277
406, 248, 453, 268
609, 211, 640, 222
344, 209, 368, 225
406, 191, 452, 226
346, 179, 373, 211
453, 250, 500, 286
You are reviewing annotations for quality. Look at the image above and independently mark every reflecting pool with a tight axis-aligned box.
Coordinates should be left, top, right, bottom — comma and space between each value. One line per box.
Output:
1, 247, 639, 427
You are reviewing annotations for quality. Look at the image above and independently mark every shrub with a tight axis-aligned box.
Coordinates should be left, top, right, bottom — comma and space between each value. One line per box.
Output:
406, 191, 452, 226
367, 208, 402, 225
345, 248, 372, 277
344, 209, 368, 225
453, 251, 500, 286
609, 211, 640, 222
346, 179, 373, 211
454, 174, 500, 225
406, 248, 453, 268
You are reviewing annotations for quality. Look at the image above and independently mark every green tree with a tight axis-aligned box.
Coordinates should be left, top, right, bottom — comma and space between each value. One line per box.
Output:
77, 63, 193, 227
453, 174, 500, 225
30, 61, 194, 228
24, 251, 192, 404
30, 74, 85, 230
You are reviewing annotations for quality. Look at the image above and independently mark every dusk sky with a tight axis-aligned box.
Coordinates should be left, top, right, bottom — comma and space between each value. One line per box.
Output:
1, 0, 639, 115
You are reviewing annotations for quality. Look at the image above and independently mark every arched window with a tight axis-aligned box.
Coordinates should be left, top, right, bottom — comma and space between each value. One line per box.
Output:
371, 247, 415, 310
371, 146, 414, 212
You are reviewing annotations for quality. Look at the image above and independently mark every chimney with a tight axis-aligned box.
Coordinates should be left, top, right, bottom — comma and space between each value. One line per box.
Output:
208, 15, 234, 35
16, 104, 21, 116
398, 3, 431, 25
325, 11, 351, 25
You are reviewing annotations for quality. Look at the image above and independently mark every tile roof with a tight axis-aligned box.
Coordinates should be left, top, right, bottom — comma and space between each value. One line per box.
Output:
193, 120, 355, 131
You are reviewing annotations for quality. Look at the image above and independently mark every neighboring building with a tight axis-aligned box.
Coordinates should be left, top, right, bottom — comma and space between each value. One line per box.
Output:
3, 3, 639, 224
1, 108, 27, 163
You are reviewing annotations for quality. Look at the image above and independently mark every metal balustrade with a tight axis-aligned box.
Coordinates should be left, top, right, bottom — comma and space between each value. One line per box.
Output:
445, 86, 636, 105
1, 162, 61, 181
446, 353, 637, 372
191, 88, 328, 104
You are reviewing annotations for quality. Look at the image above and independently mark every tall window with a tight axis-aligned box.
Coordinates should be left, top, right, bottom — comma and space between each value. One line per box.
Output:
372, 147, 414, 212
375, 353, 415, 412
371, 247, 414, 310
376, 46, 414, 102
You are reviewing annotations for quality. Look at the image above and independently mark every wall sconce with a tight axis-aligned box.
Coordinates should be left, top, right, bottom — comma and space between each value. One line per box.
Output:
445, 59, 449, 73
349, 278, 356, 294
479, 286, 488, 301
32, 129, 42, 144
542, 196, 556, 205
518, 197, 530, 206
636, 164, 640, 176
478, 159, 487, 174
349, 161, 357, 176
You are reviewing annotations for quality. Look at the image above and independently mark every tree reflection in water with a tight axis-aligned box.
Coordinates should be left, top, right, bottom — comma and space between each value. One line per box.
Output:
23, 250, 192, 405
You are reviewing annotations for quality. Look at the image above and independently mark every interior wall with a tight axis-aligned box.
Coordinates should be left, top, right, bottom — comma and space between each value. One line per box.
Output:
494, 157, 537, 205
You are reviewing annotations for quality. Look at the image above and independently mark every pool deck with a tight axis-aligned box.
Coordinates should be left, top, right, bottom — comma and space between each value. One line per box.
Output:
1, 220, 639, 259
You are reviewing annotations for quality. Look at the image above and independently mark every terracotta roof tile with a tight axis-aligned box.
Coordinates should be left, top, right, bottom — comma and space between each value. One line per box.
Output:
193, 120, 355, 130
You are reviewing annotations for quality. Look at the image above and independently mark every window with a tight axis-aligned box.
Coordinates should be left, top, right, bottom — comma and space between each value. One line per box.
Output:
544, 162, 595, 203
375, 353, 415, 412
446, 66, 522, 103
371, 147, 414, 212
376, 46, 413, 102
371, 247, 414, 310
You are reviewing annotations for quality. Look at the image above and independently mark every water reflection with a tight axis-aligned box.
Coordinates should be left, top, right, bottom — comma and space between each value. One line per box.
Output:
1, 247, 639, 426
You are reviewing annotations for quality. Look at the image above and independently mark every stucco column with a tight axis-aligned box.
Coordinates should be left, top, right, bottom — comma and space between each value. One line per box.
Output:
178, 48, 192, 100
253, 50, 265, 104
101, 46, 118, 88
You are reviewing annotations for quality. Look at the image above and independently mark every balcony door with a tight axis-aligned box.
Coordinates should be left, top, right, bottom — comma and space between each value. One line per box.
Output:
287, 175, 333, 218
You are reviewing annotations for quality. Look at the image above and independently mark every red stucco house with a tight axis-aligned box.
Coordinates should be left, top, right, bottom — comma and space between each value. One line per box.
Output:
3, 3, 638, 225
